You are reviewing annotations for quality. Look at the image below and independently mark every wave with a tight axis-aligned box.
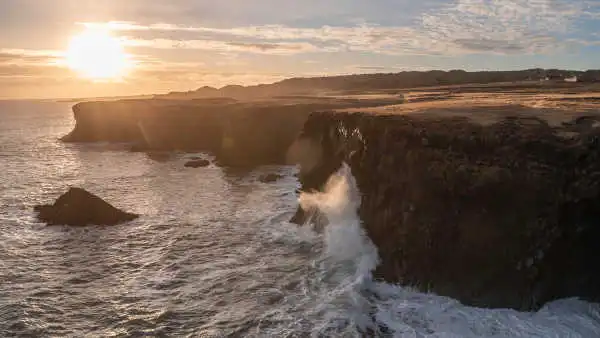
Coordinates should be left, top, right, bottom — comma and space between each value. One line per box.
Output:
299, 163, 600, 337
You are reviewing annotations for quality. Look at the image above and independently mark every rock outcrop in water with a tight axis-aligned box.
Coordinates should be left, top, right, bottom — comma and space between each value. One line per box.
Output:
61, 97, 401, 167
184, 159, 210, 168
34, 188, 138, 226
291, 109, 600, 310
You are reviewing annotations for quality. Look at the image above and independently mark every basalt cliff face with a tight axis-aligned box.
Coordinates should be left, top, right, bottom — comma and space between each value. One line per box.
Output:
62, 98, 400, 167
291, 109, 600, 310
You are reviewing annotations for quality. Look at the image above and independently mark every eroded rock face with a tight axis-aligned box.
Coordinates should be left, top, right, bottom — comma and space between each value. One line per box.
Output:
292, 111, 600, 310
34, 188, 138, 226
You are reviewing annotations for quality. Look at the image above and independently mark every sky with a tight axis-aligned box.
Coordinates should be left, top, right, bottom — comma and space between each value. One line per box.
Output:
1, 0, 599, 99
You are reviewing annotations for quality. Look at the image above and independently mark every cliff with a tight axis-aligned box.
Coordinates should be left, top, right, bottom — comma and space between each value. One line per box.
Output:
291, 99, 600, 310
61, 96, 402, 167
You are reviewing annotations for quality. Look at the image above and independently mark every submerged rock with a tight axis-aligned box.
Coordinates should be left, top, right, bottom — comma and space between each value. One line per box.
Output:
146, 151, 172, 162
34, 188, 138, 226
184, 159, 210, 168
258, 173, 283, 183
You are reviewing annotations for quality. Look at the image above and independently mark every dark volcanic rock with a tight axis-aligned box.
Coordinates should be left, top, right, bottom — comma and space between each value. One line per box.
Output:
258, 173, 283, 183
184, 159, 210, 168
34, 188, 138, 226
291, 111, 600, 310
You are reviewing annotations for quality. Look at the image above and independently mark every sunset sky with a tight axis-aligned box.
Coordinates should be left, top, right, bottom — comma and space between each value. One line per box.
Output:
1, 0, 599, 99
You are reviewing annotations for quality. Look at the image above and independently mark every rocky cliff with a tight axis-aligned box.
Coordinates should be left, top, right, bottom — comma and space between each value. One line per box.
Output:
62, 97, 400, 167
291, 108, 600, 310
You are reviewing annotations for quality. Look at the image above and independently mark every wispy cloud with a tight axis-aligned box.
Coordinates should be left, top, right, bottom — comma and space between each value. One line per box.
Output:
0, 48, 64, 64
82, 21, 430, 55
122, 37, 318, 54
83, 0, 600, 57
0, 64, 66, 77
351, 65, 432, 72
0, 49, 66, 81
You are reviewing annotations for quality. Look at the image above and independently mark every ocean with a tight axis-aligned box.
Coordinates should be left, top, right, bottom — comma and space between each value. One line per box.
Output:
0, 100, 599, 337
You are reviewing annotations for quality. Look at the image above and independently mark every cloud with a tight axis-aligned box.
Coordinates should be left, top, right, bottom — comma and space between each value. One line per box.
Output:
0, 49, 76, 90
0, 49, 69, 83
355, 66, 389, 71
0, 48, 64, 65
420, 0, 599, 54
84, 22, 434, 55
350, 65, 433, 72
122, 37, 318, 54
78, 0, 600, 57
226, 41, 307, 52
0, 64, 66, 77
85, 10, 596, 57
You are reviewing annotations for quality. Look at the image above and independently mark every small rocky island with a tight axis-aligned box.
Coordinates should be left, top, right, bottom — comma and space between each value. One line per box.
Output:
34, 188, 138, 226
184, 159, 211, 168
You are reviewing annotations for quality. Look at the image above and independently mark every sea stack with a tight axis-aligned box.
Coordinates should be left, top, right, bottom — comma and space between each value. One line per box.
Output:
34, 187, 138, 226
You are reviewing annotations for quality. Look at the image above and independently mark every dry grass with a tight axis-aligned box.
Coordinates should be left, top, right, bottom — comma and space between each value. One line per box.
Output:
336, 82, 600, 126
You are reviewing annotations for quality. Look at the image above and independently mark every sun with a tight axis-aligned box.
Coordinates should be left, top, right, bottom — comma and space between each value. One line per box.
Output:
66, 28, 132, 80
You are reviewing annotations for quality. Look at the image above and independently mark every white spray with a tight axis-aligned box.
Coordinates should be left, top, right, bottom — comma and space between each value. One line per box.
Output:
297, 163, 381, 335
299, 163, 379, 279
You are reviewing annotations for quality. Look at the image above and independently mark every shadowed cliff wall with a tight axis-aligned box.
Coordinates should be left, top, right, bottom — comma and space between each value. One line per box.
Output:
62, 101, 327, 167
292, 111, 600, 310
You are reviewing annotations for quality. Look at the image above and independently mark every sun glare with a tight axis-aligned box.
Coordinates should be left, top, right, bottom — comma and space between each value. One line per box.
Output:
66, 28, 132, 80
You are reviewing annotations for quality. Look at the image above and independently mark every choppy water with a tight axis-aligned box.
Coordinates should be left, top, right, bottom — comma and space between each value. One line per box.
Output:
1, 101, 599, 337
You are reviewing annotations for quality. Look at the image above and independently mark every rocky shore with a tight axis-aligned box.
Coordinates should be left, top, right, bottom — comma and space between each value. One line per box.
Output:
60, 80, 600, 311
291, 95, 600, 310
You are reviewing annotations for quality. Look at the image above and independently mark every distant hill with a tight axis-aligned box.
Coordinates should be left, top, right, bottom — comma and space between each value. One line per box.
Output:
156, 69, 600, 100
